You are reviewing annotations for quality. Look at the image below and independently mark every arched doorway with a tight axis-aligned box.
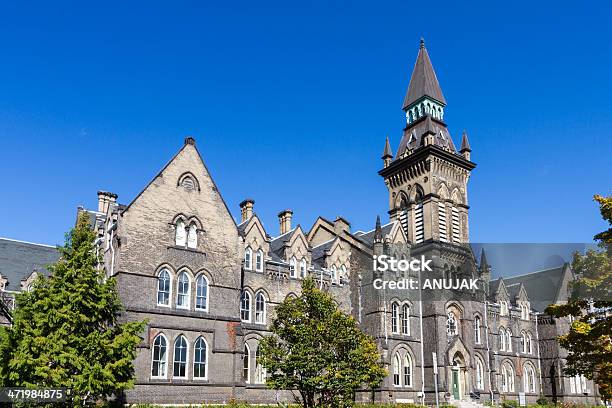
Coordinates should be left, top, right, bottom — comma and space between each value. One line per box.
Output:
451, 352, 467, 400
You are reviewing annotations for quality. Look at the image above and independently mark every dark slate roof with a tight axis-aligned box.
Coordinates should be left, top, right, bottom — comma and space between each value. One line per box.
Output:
489, 278, 502, 295
311, 239, 334, 261
460, 131, 471, 152
269, 229, 295, 255
395, 116, 457, 159
0, 238, 60, 292
237, 219, 249, 237
506, 283, 521, 301
402, 39, 446, 110
354, 222, 395, 246
491, 265, 568, 312
382, 137, 393, 159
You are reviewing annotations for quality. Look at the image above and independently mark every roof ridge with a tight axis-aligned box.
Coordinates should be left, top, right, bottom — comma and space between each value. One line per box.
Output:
503, 265, 566, 280
0, 237, 57, 248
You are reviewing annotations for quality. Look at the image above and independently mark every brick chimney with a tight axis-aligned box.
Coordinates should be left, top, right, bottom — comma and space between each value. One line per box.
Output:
278, 210, 293, 235
239, 199, 255, 222
97, 191, 118, 214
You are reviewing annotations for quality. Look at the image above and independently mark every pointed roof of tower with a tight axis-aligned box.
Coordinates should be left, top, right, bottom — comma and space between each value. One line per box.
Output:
460, 131, 471, 152
382, 137, 393, 159
479, 248, 489, 270
402, 39, 446, 110
374, 215, 383, 242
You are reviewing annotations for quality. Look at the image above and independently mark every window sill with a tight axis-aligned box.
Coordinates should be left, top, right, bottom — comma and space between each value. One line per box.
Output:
167, 245, 206, 255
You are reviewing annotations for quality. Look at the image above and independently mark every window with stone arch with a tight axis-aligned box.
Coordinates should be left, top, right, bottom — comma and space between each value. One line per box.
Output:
392, 352, 401, 387
474, 315, 482, 344
499, 328, 507, 351
521, 331, 533, 354
151, 333, 168, 378
506, 328, 512, 351
187, 222, 198, 249
340, 264, 347, 282
176, 270, 191, 309
244, 247, 252, 270
193, 337, 208, 379
391, 302, 399, 334
289, 257, 297, 278
331, 265, 337, 283
300, 258, 307, 278
243, 343, 251, 383
255, 344, 266, 384
413, 188, 425, 243
175, 219, 187, 246
255, 291, 266, 324
195, 274, 209, 311
475, 356, 485, 390
240, 290, 251, 322
446, 309, 459, 336
255, 249, 264, 272
403, 353, 413, 387
501, 361, 515, 392
157, 268, 172, 306
178, 172, 200, 192
523, 362, 536, 393
401, 304, 410, 335
173, 335, 188, 378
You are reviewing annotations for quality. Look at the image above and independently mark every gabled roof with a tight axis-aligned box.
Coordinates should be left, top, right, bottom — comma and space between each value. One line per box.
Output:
354, 222, 395, 246
0, 238, 60, 292
501, 265, 570, 312
402, 39, 446, 110
394, 116, 457, 158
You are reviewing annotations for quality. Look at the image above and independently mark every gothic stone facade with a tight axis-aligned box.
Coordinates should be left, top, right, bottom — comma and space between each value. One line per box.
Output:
1, 42, 601, 405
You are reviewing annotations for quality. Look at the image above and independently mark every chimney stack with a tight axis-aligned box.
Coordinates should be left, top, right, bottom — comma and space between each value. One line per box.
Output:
278, 210, 293, 235
239, 199, 255, 222
97, 191, 118, 214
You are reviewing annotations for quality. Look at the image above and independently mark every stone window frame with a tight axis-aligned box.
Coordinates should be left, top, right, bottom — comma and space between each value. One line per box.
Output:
254, 290, 267, 325
240, 289, 252, 323
475, 355, 485, 390
193, 336, 208, 380
522, 361, 537, 393
177, 171, 201, 192
244, 247, 253, 270
500, 360, 515, 393
254, 342, 267, 384
156, 267, 173, 308
194, 273, 210, 312
150, 332, 169, 379
255, 249, 264, 272
474, 314, 482, 344
175, 269, 193, 310
173, 334, 189, 379
243, 343, 251, 383
391, 345, 414, 388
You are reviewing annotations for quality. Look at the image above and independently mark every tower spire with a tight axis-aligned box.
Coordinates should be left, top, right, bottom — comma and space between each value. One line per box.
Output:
460, 130, 472, 160
402, 39, 446, 111
374, 215, 383, 243
382, 137, 393, 167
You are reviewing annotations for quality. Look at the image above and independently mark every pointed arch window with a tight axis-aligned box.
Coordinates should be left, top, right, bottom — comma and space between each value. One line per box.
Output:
151, 334, 168, 378
401, 304, 410, 335
340, 265, 346, 282
474, 315, 481, 344
193, 337, 208, 379
173, 335, 188, 378
243, 344, 251, 383
403, 353, 412, 387
244, 247, 252, 270
255, 346, 266, 384
300, 258, 307, 278
506, 329, 512, 351
500, 328, 506, 351
475, 357, 484, 390
391, 302, 399, 334
446, 312, 458, 336
393, 353, 401, 386
176, 271, 190, 309
501, 363, 515, 392
289, 257, 297, 278
187, 223, 197, 248
255, 249, 263, 272
157, 269, 171, 306
331, 265, 337, 283
195, 275, 208, 311
175, 219, 187, 246
414, 191, 424, 243
255, 291, 266, 324
523, 364, 536, 393
240, 291, 251, 322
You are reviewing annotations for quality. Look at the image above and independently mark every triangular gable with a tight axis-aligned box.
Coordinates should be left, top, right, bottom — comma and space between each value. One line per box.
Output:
388, 221, 408, 244
307, 217, 336, 247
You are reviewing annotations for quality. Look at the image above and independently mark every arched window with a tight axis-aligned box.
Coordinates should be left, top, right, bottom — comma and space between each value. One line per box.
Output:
474, 316, 481, 344
391, 302, 399, 334
523, 364, 536, 393
193, 337, 208, 379
151, 334, 168, 378
403, 353, 412, 387
340, 265, 346, 282
176, 271, 190, 309
526, 332, 532, 354
255, 292, 266, 324
501, 362, 515, 392
243, 344, 251, 383
414, 191, 425, 243
173, 335, 188, 378
255, 249, 263, 272
475, 357, 484, 390
157, 269, 171, 306
240, 291, 251, 322
289, 257, 297, 278
180, 175, 197, 191
187, 223, 197, 248
175, 219, 187, 246
331, 265, 337, 283
300, 258, 307, 278
446, 312, 458, 336
506, 329, 512, 352
393, 353, 401, 386
195, 275, 208, 311
244, 247, 252, 270
500, 300, 509, 316
499, 328, 506, 351
401, 304, 410, 335
255, 346, 266, 384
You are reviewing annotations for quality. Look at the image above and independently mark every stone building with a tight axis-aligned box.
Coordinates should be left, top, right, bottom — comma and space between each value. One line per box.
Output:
0, 40, 602, 405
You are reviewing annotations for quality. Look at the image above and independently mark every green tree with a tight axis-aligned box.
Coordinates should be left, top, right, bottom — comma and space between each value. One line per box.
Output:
259, 278, 386, 408
546, 194, 612, 399
0, 212, 145, 405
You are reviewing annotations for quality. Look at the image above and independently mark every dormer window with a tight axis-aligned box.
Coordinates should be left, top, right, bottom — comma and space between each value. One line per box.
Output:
289, 257, 297, 278
175, 220, 187, 246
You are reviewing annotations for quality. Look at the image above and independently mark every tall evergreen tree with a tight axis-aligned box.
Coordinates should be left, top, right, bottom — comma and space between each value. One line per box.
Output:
259, 278, 386, 408
0, 212, 145, 404
547, 195, 612, 400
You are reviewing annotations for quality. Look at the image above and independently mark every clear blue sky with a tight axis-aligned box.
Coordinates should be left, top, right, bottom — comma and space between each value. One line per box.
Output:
1, 1, 610, 246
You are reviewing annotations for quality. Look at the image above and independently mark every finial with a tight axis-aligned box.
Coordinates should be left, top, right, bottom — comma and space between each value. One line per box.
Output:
420, 38, 425, 49
184, 136, 196, 145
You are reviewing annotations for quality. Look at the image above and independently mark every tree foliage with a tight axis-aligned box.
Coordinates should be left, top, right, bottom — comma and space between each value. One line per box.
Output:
258, 278, 386, 408
546, 194, 612, 399
0, 212, 145, 405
